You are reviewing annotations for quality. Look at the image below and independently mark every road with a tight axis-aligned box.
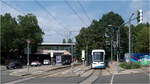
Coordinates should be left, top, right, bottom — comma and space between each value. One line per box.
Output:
1, 69, 23, 83
1, 66, 150, 84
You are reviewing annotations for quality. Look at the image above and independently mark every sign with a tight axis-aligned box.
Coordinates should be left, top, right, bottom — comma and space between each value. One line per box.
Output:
64, 51, 69, 55
82, 50, 85, 60
50, 50, 54, 57
26, 39, 31, 44
24, 48, 31, 54
56, 56, 62, 63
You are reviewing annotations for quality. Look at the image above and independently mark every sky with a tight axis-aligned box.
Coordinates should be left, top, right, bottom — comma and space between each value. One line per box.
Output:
0, 0, 150, 43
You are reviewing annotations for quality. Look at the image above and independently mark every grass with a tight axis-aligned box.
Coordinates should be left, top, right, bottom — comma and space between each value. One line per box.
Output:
119, 62, 141, 69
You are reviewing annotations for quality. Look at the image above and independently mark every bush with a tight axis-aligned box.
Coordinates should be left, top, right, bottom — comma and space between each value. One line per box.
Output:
119, 62, 141, 69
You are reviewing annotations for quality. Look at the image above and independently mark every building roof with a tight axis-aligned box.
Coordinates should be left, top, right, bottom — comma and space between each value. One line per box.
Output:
39, 43, 75, 46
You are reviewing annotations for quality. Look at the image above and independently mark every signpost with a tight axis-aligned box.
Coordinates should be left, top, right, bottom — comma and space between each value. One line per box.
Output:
82, 50, 85, 66
26, 39, 30, 73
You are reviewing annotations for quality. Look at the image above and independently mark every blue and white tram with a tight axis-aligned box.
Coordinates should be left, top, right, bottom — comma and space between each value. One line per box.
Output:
91, 49, 105, 68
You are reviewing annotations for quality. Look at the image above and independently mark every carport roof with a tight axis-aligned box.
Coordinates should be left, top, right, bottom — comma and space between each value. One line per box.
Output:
39, 43, 75, 46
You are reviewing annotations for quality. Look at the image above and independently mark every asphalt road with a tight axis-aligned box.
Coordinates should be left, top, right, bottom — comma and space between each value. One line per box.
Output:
17, 77, 86, 84
1, 70, 23, 83
4, 73, 147, 84
1, 65, 149, 84
93, 73, 149, 84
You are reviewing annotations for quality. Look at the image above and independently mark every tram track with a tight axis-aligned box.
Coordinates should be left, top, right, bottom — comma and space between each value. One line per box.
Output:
79, 69, 102, 84
23, 64, 81, 78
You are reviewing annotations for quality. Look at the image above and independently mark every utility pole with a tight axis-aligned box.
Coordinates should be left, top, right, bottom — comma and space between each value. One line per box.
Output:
128, 13, 134, 63
86, 43, 88, 66
71, 42, 74, 73
111, 40, 113, 64
116, 28, 119, 73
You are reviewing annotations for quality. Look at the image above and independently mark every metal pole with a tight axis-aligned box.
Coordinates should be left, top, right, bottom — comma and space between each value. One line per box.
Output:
71, 43, 74, 73
111, 40, 113, 64
128, 13, 134, 63
27, 43, 29, 73
116, 28, 119, 73
86, 43, 88, 66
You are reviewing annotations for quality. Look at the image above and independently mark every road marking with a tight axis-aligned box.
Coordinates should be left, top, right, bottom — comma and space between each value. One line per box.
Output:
110, 74, 114, 84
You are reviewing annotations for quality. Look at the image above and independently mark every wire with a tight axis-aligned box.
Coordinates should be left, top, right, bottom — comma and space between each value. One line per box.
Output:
34, 0, 69, 32
64, 0, 88, 27
77, 0, 92, 23
1, 0, 65, 38
1, 0, 26, 15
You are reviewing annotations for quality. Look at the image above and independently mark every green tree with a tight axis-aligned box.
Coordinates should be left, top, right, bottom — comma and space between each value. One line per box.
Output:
68, 38, 72, 43
62, 38, 66, 43
134, 24, 150, 53
17, 14, 44, 53
75, 11, 125, 61
1, 13, 44, 64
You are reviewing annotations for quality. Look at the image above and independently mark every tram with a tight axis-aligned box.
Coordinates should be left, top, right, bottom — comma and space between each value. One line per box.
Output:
91, 49, 105, 68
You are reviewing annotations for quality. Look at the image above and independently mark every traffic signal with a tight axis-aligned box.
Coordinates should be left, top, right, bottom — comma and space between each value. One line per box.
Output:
137, 9, 143, 24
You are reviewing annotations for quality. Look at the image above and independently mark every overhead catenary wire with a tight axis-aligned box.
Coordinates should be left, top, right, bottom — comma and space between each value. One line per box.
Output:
0, 0, 26, 15
34, 0, 69, 32
64, 0, 89, 27
77, 0, 92, 23
1, 0, 65, 38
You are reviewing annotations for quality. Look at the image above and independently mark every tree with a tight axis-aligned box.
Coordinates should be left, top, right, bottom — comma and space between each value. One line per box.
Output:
134, 23, 150, 53
62, 38, 66, 43
1, 13, 18, 60
1, 13, 44, 64
68, 38, 72, 43
75, 11, 125, 61
16, 14, 44, 53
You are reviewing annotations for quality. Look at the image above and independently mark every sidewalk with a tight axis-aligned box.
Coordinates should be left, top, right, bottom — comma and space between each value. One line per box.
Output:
107, 61, 149, 75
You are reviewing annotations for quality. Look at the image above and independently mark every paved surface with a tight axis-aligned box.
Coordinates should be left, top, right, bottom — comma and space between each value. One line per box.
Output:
16, 77, 86, 84
2, 62, 150, 84
1, 70, 23, 83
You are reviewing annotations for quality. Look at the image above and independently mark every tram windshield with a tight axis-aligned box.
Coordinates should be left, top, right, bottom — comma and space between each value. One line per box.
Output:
93, 52, 104, 62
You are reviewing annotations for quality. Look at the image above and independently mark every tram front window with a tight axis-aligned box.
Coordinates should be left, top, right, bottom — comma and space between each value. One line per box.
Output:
93, 52, 103, 62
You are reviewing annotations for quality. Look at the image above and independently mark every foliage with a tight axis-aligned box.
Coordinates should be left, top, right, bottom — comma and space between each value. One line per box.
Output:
68, 38, 72, 43
75, 11, 125, 61
133, 24, 150, 53
119, 62, 141, 69
62, 38, 66, 43
1, 13, 44, 64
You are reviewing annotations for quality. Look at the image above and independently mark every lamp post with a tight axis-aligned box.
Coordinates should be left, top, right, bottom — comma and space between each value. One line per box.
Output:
107, 25, 113, 64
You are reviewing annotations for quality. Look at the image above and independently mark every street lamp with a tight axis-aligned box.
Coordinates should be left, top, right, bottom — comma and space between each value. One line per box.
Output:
105, 25, 113, 64
106, 25, 120, 73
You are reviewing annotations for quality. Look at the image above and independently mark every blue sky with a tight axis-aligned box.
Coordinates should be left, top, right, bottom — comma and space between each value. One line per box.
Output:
1, 0, 150, 43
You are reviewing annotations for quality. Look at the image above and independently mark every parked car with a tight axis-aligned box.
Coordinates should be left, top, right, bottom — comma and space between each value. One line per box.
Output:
43, 59, 50, 65
7, 61, 23, 69
31, 60, 41, 66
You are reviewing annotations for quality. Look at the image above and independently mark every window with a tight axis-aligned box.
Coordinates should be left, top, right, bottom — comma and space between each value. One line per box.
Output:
93, 52, 103, 62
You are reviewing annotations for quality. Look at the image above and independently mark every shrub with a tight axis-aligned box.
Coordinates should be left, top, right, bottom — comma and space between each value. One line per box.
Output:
119, 62, 141, 69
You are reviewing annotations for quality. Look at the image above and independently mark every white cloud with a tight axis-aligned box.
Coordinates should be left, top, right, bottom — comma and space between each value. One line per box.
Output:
143, 10, 150, 23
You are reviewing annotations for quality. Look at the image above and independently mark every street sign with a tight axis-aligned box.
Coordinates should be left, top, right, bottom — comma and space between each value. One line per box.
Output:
26, 39, 31, 44
24, 48, 31, 54
82, 50, 85, 61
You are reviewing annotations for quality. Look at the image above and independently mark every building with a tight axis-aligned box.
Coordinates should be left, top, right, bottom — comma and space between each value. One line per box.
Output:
32, 43, 75, 64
